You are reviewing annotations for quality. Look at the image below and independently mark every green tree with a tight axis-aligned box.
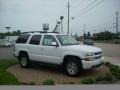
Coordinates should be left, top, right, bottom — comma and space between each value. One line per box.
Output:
0, 33, 5, 39
87, 32, 91, 38
16, 30, 21, 35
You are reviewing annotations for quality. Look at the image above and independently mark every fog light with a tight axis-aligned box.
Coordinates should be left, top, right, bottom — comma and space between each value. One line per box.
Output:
85, 58, 91, 61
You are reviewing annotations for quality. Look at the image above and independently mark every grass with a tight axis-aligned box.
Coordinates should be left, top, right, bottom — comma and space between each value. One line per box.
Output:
81, 77, 95, 84
43, 79, 55, 85
95, 76, 105, 82
0, 59, 20, 85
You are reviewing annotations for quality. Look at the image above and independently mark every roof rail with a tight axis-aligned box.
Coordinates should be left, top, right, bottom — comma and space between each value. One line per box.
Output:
22, 31, 59, 34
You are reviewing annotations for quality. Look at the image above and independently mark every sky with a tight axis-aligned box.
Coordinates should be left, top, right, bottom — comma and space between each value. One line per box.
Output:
0, 0, 120, 36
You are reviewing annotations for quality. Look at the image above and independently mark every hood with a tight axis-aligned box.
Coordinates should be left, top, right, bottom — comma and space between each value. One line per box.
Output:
64, 45, 102, 53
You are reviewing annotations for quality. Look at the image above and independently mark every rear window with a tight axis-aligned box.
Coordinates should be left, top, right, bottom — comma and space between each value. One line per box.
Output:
16, 34, 30, 44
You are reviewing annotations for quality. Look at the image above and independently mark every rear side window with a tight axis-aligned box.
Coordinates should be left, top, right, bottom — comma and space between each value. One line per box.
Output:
16, 34, 30, 44
29, 35, 41, 45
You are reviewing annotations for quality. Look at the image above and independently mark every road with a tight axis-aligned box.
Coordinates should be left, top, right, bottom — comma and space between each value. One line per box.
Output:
0, 43, 120, 59
0, 47, 14, 59
95, 43, 120, 57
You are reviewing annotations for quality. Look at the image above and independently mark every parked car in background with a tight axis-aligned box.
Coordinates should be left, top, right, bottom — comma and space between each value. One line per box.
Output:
0, 40, 12, 47
83, 39, 94, 46
4, 41, 12, 47
11, 40, 16, 46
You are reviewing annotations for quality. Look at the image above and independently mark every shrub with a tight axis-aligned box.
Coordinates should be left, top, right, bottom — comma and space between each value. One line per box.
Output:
29, 81, 35, 85
111, 72, 120, 79
109, 65, 120, 72
109, 64, 120, 79
104, 62, 111, 67
69, 81, 75, 84
95, 76, 105, 82
62, 82, 66, 84
105, 62, 120, 80
104, 73, 113, 81
81, 78, 95, 84
43, 79, 55, 85
115, 73, 120, 79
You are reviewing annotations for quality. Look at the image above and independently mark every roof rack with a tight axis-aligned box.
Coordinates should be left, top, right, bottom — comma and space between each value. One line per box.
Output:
22, 31, 59, 34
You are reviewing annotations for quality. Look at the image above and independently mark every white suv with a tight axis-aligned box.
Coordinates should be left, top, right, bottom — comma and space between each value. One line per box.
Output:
14, 32, 104, 76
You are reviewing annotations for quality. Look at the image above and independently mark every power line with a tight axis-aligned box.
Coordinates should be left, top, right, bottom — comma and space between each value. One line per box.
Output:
70, 0, 87, 12
75, 0, 104, 18
75, 0, 99, 16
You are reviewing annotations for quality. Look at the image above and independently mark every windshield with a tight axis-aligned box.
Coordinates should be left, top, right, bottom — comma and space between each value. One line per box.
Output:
56, 35, 79, 46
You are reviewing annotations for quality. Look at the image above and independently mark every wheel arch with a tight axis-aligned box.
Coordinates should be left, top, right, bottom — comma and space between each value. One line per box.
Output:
63, 55, 82, 66
19, 51, 29, 58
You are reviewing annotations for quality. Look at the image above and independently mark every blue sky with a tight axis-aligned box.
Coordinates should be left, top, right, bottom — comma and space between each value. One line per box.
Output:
0, 0, 120, 36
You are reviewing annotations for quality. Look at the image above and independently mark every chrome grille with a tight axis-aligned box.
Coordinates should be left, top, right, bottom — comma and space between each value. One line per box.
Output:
94, 52, 102, 59
95, 52, 102, 55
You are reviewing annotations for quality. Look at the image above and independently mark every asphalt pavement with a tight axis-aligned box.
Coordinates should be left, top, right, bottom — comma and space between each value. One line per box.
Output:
95, 43, 120, 57
0, 46, 14, 59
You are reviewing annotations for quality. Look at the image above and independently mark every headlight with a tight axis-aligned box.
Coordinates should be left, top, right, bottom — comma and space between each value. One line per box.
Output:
86, 53, 94, 56
85, 53, 94, 61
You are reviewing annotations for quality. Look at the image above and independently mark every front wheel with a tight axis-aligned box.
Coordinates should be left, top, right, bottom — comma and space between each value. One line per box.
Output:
64, 58, 82, 76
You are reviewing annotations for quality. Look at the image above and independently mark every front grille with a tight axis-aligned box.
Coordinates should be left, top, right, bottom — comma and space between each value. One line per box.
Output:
95, 55, 102, 59
95, 52, 102, 55
94, 52, 103, 60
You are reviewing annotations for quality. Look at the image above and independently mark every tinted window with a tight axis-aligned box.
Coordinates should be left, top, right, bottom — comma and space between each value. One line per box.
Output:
29, 35, 41, 45
56, 35, 79, 46
16, 34, 30, 43
42, 35, 57, 46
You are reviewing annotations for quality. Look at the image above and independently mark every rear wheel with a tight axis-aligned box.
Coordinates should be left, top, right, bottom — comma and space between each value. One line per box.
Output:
64, 58, 82, 76
19, 53, 31, 68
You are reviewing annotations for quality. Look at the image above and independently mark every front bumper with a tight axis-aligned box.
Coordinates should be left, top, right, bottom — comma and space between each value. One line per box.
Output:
13, 52, 19, 58
82, 57, 104, 69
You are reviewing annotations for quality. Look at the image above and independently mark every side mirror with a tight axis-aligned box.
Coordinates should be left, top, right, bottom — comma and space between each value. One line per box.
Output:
51, 42, 58, 47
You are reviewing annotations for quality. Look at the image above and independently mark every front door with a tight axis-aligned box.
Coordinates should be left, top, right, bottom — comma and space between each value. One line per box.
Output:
40, 35, 62, 64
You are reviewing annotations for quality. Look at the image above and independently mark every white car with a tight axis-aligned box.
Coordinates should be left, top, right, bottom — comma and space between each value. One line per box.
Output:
14, 32, 104, 76
4, 41, 12, 47
0, 41, 11, 47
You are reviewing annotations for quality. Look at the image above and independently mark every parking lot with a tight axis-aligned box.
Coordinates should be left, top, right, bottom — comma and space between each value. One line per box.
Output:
0, 46, 14, 59
94, 43, 120, 57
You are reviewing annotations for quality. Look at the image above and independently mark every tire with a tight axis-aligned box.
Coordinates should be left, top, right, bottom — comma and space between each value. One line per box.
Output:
19, 53, 31, 68
64, 58, 82, 76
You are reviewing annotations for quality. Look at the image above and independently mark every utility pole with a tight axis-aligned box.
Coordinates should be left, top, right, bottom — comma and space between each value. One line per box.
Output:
5, 26, 11, 42
83, 24, 86, 40
115, 10, 119, 44
71, 29, 72, 36
84, 24, 86, 34
67, 2, 70, 34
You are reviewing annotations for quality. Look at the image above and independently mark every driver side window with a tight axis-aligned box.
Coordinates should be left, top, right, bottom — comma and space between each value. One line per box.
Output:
42, 35, 57, 46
